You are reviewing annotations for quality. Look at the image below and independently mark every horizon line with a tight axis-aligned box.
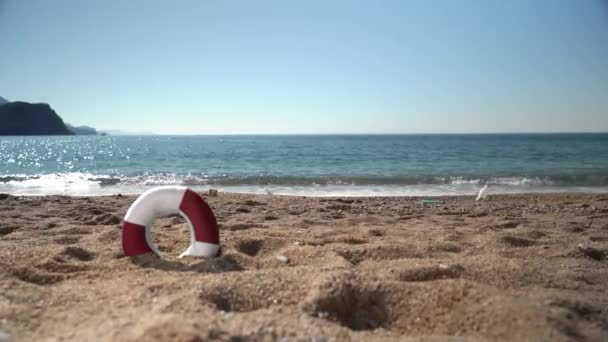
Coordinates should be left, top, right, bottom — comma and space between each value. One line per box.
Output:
99, 131, 608, 136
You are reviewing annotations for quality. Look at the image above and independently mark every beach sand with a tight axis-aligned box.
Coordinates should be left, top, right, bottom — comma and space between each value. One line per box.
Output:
1, 192, 607, 341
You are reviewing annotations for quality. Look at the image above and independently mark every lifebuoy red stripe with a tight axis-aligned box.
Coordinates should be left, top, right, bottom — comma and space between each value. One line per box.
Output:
179, 189, 220, 244
122, 221, 153, 256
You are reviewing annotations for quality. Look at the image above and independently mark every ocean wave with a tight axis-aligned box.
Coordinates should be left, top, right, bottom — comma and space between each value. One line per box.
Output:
1, 172, 608, 191
116, 174, 607, 187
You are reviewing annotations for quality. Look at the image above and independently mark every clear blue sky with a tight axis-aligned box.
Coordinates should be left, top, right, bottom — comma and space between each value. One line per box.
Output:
1, 0, 607, 134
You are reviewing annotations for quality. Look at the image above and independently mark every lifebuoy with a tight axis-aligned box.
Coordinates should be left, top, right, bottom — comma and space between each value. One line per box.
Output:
122, 186, 221, 258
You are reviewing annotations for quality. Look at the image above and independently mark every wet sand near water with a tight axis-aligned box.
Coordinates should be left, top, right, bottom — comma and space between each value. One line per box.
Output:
0, 193, 607, 341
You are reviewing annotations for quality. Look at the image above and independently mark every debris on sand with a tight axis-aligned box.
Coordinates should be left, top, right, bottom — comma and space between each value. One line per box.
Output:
276, 255, 289, 263
476, 183, 489, 201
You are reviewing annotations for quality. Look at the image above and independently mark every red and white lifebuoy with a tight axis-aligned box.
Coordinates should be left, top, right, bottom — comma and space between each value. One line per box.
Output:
122, 186, 221, 258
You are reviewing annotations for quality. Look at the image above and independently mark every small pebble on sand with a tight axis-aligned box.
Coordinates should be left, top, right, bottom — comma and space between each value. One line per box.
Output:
276, 255, 289, 263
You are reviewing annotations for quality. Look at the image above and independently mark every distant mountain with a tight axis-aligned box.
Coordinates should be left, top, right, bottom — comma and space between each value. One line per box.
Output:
0, 98, 104, 136
0, 101, 74, 135
66, 123, 99, 135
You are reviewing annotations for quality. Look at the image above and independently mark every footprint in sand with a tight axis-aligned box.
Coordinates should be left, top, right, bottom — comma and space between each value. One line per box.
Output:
445, 232, 465, 241
549, 298, 603, 320
85, 208, 105, 215
524, 230, 547, 239
61, 246, 96, 261
323, 213, 345, 220
39, 260, 89, 274
12, 267, 66, 285
221, 223, 266, 231
366, 228, 384, 237
318, 236, 368, 246
564, 224, 587, 233
59, 227, 92, 235
84, 213, 121, 226
234, 239, 264, 257
493, 221, 524, 230
11, 247, 95, 285
398, 264, 465, 282
325, 204, 351, 211
589, 235, 608, 242
499, 235, 537, 247
45, 222, 58, 229
577, 244, 606, 261
98, 230, 120, 243
53, 236, 81, 245
467, 211, 488, 218
200, 280, 276, 313
0, 225, 19, 236
301, 271, 389, 331
335, 243, 423, 265
301, 218, 328, 226
239, 200, 267, 207
430, 242, 463, 253
263, 214, 279, 221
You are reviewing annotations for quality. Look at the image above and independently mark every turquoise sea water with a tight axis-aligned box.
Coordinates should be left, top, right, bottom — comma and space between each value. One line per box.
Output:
1, 134, 607, 196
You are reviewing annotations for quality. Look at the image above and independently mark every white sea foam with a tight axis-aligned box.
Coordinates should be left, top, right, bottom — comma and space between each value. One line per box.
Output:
0, 173, 607, 197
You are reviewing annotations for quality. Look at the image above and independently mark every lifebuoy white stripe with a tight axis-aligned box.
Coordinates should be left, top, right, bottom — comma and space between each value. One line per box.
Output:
179, 241, 221, 258
124, 186, 187, 227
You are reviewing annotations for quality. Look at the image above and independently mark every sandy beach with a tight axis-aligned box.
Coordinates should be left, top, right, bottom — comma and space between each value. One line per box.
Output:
0, 192, 607, 341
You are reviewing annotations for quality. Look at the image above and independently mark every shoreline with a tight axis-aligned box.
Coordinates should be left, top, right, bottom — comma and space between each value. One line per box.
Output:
1, 185, 608, 198
1, 192, 607, 340
2, 190, 608, 198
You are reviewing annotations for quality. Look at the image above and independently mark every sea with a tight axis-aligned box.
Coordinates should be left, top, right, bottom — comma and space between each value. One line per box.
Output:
1, 134, 607, 196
